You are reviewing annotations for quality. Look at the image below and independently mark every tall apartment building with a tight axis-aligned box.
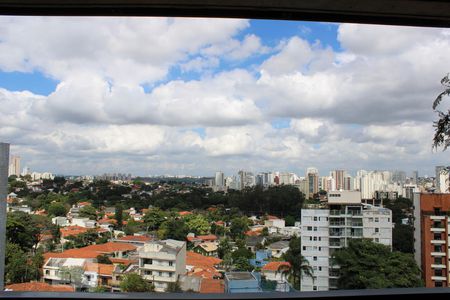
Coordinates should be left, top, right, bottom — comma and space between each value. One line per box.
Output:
306, 168, 319, 199
413, 193, 450, 287
8, 155, 20, 177
331, 170, 345, 191
300, 191, 392, 291
436, 166, 446, 191
138, 239, 186, 292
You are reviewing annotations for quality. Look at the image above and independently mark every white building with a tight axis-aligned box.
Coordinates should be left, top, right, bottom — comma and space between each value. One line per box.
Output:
300, 191, 392, 291
8, 155, 20, 177
138, 239, 186, 292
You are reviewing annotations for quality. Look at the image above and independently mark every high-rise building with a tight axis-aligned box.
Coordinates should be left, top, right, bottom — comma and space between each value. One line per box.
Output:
0, 142, 10, 290
438, 169, 450, 193
412, 170, 419, 185
301, 191, 392, 291
8, 155, 20, 177
306, 168, 319, 199
436, 166, 446, 191
331, 170, 345, 191
413, 193, 450, 288
215, 171, 224, 188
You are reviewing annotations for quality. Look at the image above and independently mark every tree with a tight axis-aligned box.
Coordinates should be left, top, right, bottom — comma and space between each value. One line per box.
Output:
185, 214, 210, 235
166, 281, 183, 293
47, 202, 68, 217
158, 218, 189, 240
233, 256, 253, 272
143, 208, 166, 232
115, 204, 124, 229
79, 205, 97, 220
5, 243, 43, 284
282, 235, 313, 290
120, 273, 154, 292
392, 224, 414, 254
432, 73, 450, 150
96, 255, 113, 264
230, 216, 249, 239
333, 238, 423, 289
217, 237, 232, 259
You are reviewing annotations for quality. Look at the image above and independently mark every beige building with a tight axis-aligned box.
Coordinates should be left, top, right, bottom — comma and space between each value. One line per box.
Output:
138, 239, 186, 292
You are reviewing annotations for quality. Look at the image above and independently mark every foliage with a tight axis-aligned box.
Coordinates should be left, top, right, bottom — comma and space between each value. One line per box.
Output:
281, 235, 313, 290
47, 202, 68, 217
115, 204, 124, 229
333, 238, 423, 289
120, 273, 155, 292
143, 208, 166, 232
92, 286, 109, 292
432, 73, 450, 150
229, 216, 249, 239
166, 281, 183, 293
284, 215, 296, 226
185, 214, 210, 235
79, 205, 98, 220
233, 256, 253, 272
97, 255, 113, 264
158, 218, 189, 240
5, 243, 43, 284
384, 196, 413, 224
392, 224, 414, 254
217, 237, 232, 259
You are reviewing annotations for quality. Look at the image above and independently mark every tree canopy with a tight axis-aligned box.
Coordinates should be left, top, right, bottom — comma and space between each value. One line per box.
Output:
432, 73, 450, 150
333, 239, 423, 289
120, 273, 154, 292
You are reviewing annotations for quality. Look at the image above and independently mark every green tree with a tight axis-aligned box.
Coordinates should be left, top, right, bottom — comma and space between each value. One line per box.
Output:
233, 256, 253, 272
120, 273, 154, 292
284, 215, 296, 226
185, 214, 210, 235
4, 243, 43, 284
166, 281, 183, 292
333, 238, 423, 289
79, 205, 98, 220
47, 202, 68, 217
230, 216, 249, 239
143, 208, 166, 232
217, 237, 232, 259
432, 73, 450, 150
115, 204, 124, 229
392, 224, 414, 254
158, 218, 189, 240
96, 255, 113, 264
282, 235, 313, 290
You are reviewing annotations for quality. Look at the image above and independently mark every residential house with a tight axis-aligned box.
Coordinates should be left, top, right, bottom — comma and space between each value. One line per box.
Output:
224, 272, 262, 293
193, 242, 218, 257
5, 282, 75, 292
245, 236, 266, 253
267, 241, 290, 258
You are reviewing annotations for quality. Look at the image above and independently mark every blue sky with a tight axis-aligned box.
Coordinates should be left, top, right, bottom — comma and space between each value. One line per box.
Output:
0, 17, 448, 177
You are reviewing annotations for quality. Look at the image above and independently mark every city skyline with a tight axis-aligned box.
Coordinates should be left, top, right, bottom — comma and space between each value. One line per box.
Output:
0, 18, 450, 176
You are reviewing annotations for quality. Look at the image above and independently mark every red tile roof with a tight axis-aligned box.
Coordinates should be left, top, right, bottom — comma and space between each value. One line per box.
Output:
197, 234, 218, 241
179, 211, 193, 216
85, 263, 115, 276
44, 242, 137, 261
199, 279, 224, 293
116, 235, 152, 242
186, 251, 222, 279
82, 242, 137, 253
267, 215, 279, 220
5, 282, 75, 292
60, 226, 108, 238
262, 261, 291, 272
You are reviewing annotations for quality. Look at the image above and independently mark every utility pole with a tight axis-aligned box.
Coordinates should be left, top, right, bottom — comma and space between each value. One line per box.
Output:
0, 142, 10, 290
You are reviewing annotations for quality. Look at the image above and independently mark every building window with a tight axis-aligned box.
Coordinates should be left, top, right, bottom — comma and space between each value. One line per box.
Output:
169, 261, 173, 266
313, 256, 317, 261
435, 281, 443, 287
434, 233, 442, 240
309, 237, 313, 241
307, 226, 312, 231
144, 270, 152, 275
314, 217, 317, 221
319, 267, 322, 271
303, 246, 306, 251
313, 286, 317, 291
318, 247, 322, 251
435, 269, 443, 276
319, 237, 321, 241
45, 270, 50, 275
369, 218, 374, 222
375, 217, 379, 222
434, 245, 442, 252
313, 227, 317, 231
435, 257, 443, 264
314, 237, 317, 241
159, 272, 163, 276
169, 272, 173, 277
375, 228, 379, 233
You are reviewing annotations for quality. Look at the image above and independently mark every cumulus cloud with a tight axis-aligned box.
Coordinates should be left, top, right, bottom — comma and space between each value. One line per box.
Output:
0, 18, 449, 176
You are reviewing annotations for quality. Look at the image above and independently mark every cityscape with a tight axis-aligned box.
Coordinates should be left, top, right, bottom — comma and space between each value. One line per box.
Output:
1, 146, 450, 292
0, 16, 450, 295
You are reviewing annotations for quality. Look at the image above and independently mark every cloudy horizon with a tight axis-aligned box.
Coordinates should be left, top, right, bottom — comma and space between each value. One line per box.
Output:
0, 17, 449, 177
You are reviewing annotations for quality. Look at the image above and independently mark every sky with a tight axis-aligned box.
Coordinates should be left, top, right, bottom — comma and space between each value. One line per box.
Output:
0, 17, 449, 177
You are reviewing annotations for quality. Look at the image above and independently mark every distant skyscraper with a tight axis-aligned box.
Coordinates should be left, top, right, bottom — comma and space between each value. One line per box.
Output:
436, 166, 446, 191
215, 171, 224, 188
0, 142, 10, 290
306, 168, 319, 199
412, 170, 419, 185
331, 170, 345, 190
8, 155, 20, 177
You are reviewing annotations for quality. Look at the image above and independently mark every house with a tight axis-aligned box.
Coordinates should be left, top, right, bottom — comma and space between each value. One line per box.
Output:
52, 216, 69, 226
43, 257, 88, 287
267, 241, 290, 258
59, 226, 109, 244
249, 250, 272, 268
193, 242, 218, 257
114, 235, 152, 245
187, 234, 218, 246
138, 239, 186, 292
245, 236, 266, 252
5, 282, 75, 292
261, 262, 292, 292
224, 272, 262, 293
186, 251, 222, 279
82, 263, 115, 291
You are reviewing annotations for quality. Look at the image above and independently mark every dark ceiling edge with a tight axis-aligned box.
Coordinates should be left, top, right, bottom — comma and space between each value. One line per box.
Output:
0, 1, 450, 27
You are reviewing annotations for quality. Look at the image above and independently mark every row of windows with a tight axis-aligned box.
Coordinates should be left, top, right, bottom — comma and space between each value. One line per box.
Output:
143, 270, 174, 277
